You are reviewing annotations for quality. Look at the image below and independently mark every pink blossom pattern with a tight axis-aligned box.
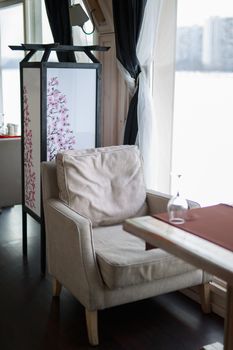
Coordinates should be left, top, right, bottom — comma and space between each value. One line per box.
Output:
23, 86, 36, 209
47, 77, 76, 161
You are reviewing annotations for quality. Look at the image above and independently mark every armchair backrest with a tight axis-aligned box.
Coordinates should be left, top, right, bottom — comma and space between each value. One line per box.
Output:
56, 145, 148, 226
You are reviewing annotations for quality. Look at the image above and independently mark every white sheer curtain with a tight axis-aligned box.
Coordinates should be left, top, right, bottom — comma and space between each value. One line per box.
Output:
136, 0, 163, 189
116, 61, 136, 96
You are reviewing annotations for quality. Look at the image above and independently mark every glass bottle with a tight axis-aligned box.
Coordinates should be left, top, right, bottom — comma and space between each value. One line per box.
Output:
167, 174, 188, 224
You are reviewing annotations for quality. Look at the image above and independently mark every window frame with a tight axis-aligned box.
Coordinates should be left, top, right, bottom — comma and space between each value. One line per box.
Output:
0, 0, 24, 126
151, 0, 177, 194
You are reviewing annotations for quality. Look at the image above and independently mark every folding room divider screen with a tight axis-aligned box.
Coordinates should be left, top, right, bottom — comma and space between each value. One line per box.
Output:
22, 61, 101, 220
10, 44, 109, 272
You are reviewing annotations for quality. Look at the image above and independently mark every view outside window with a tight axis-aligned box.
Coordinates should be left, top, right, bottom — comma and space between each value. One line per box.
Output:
172, 0, 233, 206
0, 3, 24, 133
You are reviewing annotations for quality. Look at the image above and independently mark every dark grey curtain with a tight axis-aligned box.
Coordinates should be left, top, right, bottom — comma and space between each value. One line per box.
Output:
112, 0, 147, 144
44, 0, 76, 62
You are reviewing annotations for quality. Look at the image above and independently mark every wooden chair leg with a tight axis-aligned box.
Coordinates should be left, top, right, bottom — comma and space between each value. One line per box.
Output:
199, 283, 211, 313
52, 277, 62, 297
85, 309, 99, 346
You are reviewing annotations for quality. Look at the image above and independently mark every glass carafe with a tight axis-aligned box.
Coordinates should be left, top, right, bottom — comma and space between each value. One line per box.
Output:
167, 174, 188, 224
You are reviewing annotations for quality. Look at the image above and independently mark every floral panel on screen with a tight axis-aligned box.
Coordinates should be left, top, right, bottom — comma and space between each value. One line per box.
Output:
23, 86, 36, 209
47, 77, 76, 161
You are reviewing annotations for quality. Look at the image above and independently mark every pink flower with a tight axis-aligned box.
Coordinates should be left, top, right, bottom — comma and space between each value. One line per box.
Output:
23, 85, 36, 209
46, 77, 77, 160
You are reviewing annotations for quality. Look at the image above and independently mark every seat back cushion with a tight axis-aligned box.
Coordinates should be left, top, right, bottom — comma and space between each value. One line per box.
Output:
56, 145, 148, 226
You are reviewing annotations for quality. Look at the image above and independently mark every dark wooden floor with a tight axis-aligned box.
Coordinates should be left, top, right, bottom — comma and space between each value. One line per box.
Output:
0, 205, 224, 350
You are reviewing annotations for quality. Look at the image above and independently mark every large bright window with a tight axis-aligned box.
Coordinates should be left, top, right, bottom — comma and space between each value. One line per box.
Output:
0, 2, 24, 132
172, 0, 233, 206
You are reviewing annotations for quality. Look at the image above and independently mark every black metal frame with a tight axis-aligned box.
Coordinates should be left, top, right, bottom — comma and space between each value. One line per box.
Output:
10, 43, 109, 64
15, 44, 107, 274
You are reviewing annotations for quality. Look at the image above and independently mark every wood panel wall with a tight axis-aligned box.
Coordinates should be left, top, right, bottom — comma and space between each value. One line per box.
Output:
84, 0, 129, 146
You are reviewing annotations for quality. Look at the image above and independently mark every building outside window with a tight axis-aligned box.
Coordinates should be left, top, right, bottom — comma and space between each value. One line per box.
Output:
172, 0, 233, 206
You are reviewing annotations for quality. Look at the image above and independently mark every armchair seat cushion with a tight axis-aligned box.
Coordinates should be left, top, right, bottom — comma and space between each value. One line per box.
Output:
93, 225, 197, 289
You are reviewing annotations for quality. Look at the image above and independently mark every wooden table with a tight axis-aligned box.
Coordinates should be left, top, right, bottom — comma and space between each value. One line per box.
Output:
123, 216, 233, 350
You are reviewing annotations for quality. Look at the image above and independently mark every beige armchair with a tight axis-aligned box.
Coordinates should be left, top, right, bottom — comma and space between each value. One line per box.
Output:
41, 145, 211, 346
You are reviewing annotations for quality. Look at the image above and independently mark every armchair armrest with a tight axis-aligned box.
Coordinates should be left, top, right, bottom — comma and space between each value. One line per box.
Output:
44, 199, 104, 308
146, 189, 200, 215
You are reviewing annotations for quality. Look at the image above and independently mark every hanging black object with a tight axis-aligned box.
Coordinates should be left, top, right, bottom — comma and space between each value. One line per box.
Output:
69, 4, 89, 27
69, 3, 95, 35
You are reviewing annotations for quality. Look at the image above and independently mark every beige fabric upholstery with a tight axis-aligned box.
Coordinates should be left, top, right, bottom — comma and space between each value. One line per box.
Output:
94, 225, 196, 289
41, 145, 212, 345
43, 196, 210, 311
56, 145, 148, 227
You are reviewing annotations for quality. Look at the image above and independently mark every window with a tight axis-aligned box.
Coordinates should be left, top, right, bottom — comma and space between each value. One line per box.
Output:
0, 2, 24, 133
163, 0, 233, 315
172, 0, 233, 206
